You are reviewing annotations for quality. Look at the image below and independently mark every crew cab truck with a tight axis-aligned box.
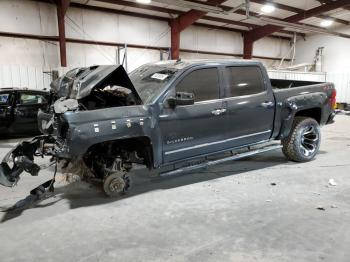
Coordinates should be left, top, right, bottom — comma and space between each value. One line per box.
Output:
0, 60, 336, 196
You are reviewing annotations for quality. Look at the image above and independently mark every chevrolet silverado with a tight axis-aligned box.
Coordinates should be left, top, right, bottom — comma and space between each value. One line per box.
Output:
0, 60, 336, 196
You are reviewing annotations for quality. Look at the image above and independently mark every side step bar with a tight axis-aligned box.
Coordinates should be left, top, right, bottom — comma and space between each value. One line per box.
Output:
160, 144, 282, 177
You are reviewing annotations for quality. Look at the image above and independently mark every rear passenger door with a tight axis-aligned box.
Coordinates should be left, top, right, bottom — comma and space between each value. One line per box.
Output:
223, 66, 275, 148
12, 92, 48, 133
159, 67, 227, 163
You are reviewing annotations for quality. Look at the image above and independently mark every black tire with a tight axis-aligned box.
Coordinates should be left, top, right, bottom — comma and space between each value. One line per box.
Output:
282, 117, 321, 162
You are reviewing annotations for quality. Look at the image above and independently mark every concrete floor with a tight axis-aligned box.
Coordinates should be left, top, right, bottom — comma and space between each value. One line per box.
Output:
0, 114, 349, 262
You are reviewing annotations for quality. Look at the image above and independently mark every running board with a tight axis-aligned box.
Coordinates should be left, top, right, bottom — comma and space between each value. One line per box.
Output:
160, 144, 282, 177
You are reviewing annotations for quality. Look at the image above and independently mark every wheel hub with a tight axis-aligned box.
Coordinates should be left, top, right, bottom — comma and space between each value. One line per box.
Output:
300, 125, 319, 157
103, 171, 131, 197
109, 177, 126, 193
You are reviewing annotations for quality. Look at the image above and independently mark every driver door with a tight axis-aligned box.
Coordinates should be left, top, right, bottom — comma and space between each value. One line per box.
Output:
159, 67, 228, 163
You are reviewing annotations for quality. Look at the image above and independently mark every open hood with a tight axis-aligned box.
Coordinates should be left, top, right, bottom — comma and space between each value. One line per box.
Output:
50, 65, 142, 102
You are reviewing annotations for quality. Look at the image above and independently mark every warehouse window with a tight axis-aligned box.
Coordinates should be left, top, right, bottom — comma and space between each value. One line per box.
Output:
176, 68, 220, 102
226, 66, 265, 97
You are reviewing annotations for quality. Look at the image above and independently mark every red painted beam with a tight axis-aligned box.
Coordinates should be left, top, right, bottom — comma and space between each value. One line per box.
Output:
176, 0, 228, 31
170, 19, 181, 60
0, 31, 291, 61
243, 0, 350, 59
56, 0, 70, 67
92, 0, 302, 36
248, 0, 350, 42
250, 0, 350, 25
170, 0, 227, 59
243, 35, 253, 60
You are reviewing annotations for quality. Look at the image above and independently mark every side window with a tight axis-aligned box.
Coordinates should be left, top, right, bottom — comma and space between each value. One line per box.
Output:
19, 93, 47, 105
0, 93, 10, 105
226, 66, 265, 97
176, 68, 220, 102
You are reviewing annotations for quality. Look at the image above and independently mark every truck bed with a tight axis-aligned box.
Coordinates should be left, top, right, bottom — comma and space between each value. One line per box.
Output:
270, 79, 323, 89
270, 78, 335, 140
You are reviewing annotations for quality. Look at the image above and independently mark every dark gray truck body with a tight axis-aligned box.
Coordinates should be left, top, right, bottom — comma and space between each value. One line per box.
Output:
0, 60, 336, 188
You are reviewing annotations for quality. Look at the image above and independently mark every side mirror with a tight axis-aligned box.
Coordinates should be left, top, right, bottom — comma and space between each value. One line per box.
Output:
167, 92, 195, 108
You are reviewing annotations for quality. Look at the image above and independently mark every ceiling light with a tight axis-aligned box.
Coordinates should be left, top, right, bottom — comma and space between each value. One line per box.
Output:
320, 19, 334, 27
136, 0, 151, 4
261, 4, 275, 13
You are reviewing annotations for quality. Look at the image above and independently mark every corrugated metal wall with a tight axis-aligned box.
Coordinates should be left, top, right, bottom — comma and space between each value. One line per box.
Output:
327, 73, 350, 104
0, 65, 52, 90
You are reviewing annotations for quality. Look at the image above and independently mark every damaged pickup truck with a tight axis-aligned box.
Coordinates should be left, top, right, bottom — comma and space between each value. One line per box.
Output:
0, 60, 336, 196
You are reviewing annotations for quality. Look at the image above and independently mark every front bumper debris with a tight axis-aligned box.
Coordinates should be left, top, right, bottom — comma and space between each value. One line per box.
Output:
0, 136, 56, 187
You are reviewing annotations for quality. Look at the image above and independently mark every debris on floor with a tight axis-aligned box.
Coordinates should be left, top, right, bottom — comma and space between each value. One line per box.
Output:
316, 206, 326, 211
328, 178, 337, 186
270, 182, 277, 186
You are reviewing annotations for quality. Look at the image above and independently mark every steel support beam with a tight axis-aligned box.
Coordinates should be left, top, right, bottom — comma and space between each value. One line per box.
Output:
243, 0, 350, 59
170, 20, 181, 60
0, 31, 290, 61
56, 0, 70, 67
93, 0, 301, 36
170, 0, 227, 59
243, 35, 253, 60
251, 0, 350, 25
34, 0, 298, 39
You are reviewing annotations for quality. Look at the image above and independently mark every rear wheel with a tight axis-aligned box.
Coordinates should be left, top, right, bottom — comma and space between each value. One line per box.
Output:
282, 117, 321, 162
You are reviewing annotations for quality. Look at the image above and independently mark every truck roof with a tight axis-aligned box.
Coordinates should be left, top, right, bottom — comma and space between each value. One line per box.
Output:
152, 59, 263, 70
0, 87, 49, 93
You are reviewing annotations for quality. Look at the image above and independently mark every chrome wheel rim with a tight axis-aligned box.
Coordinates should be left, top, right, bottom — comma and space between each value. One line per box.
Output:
300, 125, 319, 157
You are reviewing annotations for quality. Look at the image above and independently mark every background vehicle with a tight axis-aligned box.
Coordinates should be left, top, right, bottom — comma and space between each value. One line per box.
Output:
0, 60, 336, 196
0, 88, 49, 136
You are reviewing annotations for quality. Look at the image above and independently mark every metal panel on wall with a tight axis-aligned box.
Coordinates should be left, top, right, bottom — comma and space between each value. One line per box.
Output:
327, 72, 350, 104
0, 65, 51, 90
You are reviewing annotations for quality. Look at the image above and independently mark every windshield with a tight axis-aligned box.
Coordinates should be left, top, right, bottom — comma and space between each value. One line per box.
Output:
129, 65, 178, 104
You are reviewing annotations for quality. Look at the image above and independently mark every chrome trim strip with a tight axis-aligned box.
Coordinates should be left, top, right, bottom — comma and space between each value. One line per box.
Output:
164, 130, 271, 155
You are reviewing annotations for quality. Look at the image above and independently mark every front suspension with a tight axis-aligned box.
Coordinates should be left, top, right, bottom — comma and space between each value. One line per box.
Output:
0, 136, 56, 187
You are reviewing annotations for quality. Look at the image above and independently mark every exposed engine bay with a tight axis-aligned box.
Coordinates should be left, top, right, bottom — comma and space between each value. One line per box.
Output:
79, 85, 138, 110
51, 65, 142, 112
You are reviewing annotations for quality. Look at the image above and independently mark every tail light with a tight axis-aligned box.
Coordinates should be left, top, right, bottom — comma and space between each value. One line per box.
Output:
330, 89, 337, 109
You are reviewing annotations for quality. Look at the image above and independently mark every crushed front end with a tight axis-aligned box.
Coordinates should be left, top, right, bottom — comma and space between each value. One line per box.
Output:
0, 64, 143, 190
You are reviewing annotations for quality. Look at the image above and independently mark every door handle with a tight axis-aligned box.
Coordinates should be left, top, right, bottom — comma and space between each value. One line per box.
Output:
261, 101, 274, 108
211, 108, 226, 116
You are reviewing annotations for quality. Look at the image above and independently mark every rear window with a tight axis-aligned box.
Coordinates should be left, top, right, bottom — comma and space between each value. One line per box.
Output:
19, 93, 47, 105
0, 93, 9, 104
226, 66, 265, 97
176, 68, 220, 102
